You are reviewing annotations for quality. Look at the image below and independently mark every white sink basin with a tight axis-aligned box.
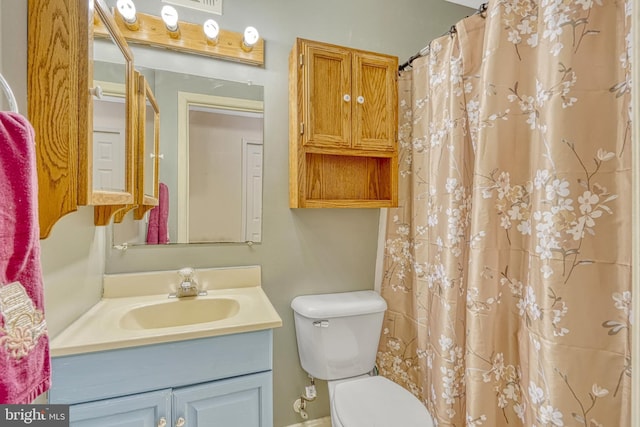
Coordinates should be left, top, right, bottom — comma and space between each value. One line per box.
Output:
49, 266, 283, 356
119, 297, 240, 330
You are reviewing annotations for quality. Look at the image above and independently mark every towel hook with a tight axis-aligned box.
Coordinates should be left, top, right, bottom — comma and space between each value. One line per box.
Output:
0, 73, 18, 114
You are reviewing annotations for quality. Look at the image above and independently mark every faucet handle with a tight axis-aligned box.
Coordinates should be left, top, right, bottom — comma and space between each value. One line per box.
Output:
178, 267, 195, 281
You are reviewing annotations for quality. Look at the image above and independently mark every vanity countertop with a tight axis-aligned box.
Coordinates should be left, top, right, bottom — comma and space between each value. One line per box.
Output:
50, 266, 282, 357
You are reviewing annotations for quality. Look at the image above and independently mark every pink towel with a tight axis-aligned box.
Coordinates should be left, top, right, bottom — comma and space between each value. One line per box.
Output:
146, 205, 159, 244
0, 112, 51, 404
146, 182, 169, 244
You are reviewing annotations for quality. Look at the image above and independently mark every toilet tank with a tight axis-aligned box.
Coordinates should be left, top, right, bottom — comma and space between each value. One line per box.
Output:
291, 290, 387, 380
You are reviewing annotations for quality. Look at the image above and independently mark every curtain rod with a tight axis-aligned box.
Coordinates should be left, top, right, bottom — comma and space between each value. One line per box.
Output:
398, 2, 488, 73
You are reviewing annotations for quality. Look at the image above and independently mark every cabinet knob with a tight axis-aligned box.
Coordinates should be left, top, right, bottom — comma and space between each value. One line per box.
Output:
175, 417, 186, 427
357, 96, 365, 104
90, 85, 103, 100
157, 417, 167, 427
343, 94, 351, 102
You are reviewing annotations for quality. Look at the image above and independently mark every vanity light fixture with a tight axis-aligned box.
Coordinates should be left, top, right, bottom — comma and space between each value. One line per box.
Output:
96, 7, 264, 66
242, 26, 259, 52
116, 0, 139, 30
161, 5, 180, 38
203, 19, 220, 45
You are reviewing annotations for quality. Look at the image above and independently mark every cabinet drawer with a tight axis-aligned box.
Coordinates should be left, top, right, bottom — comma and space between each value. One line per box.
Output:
50, 330, 272, 404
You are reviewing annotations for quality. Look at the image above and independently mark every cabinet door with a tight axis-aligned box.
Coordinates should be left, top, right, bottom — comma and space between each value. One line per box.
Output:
302, 42, 352, 149
352, 52, 398, 151
28, 0, 136, 237
173, 372, 273, 427
134, 74, 161, 220
69, 389, 171, 427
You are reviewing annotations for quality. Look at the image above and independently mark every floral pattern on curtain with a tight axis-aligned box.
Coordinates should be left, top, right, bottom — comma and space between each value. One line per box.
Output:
376, 1, 632, 426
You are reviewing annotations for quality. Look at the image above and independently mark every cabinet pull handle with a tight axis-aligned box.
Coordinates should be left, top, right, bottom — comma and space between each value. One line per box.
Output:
357, 96, 365, 104
175, 417, 186, 427
343, 94, 351, 102
150, 153, 165, 159
157, 417, 167, 427
90, 85, 103, 100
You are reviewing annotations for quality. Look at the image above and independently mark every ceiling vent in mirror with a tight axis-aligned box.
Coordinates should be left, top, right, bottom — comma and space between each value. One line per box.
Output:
162, 0, 222, 15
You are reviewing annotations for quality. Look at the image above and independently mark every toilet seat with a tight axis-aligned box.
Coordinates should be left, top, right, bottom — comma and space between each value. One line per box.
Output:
333, 376, 434, 427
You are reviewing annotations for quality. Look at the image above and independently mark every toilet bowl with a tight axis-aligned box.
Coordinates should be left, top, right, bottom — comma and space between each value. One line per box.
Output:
291, 291, 434, 427
330, 375, 433, 427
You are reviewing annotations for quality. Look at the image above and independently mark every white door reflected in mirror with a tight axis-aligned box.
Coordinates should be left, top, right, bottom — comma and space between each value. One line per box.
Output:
181, 99, 263, 244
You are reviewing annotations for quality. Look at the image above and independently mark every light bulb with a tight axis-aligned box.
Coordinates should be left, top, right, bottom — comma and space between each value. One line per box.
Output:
203, 19, 219, 44
242, 26, 259, 51
116, 0, 137, 24
161, 5, 179, 32
116, 0, 138, 30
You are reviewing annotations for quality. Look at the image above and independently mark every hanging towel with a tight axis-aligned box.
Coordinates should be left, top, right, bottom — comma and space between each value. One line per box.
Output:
157, 183, 169, 244
146, 182, 169, 244
146, 206, 159, 244
0, 112, 50, 404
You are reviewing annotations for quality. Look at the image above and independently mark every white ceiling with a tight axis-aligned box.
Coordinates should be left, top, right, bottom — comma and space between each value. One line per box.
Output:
445, 0, 485, 10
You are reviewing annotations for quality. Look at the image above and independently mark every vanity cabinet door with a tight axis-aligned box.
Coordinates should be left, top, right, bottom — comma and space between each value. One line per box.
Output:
95, 72, 161, 225
28, 0, 135, 238
352, 52, 397, 152
69, 389, 171, 427
172, 371, 273, 427
300, 42, 352, 150
134, 74, 161, 219
297, 40, 396, 152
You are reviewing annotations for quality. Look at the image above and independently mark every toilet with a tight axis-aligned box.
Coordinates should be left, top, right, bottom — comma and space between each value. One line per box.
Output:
291, 290, 434, 427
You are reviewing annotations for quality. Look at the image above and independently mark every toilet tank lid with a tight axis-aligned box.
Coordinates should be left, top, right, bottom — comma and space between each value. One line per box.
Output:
291, 290, 387, 319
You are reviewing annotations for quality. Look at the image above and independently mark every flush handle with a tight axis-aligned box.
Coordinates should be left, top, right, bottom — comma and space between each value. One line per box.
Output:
313, 320, 329, 328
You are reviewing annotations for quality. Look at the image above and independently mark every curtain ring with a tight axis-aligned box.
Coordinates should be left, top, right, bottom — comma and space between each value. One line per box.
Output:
478, 2, 488, 18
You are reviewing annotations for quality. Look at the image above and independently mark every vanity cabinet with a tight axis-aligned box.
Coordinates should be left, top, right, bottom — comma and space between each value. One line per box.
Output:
70, 373, 271, 427
28, 0, 136, 238
133, 74, 161, 219
94, 72, 161, 225
49, 330, 274, 427
289, 38, 398, 208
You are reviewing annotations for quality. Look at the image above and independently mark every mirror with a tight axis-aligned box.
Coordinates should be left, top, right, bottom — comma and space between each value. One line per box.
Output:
178, 93, 263, 243
89, 2, 135, 206
93, 54, 264, 245
92, 82, 127, 193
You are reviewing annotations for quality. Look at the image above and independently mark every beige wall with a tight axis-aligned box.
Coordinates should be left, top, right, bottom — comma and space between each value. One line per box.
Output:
2, 0, 472, 425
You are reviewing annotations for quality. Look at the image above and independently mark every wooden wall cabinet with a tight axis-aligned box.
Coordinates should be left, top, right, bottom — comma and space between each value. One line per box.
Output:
134, 74, 161, 219
289, 38, 398, 208
95, 72, 161, 226
28, 0, 135, 238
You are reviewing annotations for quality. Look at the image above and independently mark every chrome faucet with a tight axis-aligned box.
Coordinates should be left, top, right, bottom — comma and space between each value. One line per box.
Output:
169, 267, 207, 298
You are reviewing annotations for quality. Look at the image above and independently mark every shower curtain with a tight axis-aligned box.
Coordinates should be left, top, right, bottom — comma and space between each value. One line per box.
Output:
376, 1, 632, 425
